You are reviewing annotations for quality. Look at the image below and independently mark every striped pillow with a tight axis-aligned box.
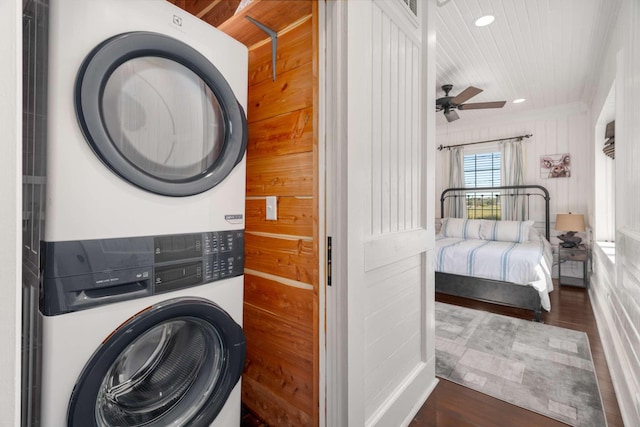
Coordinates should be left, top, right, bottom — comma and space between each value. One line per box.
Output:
480, 220, 534, 243
440, 218, 483, 240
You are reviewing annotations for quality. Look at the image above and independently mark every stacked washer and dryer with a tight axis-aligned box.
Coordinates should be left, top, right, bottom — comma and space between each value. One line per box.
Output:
40, 1, 248, 425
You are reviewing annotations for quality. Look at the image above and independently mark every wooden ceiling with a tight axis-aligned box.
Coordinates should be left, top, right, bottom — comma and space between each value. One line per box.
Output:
167, 0, 241, 28
435, 0, 621, 127
169, 0, 311, 47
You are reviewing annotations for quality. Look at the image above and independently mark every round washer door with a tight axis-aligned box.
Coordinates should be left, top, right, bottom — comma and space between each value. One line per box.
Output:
67, 297, 245, 427
75, 31, 247, 197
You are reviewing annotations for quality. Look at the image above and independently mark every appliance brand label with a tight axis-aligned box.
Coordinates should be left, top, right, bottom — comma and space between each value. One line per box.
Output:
225, 214, 244, 224
95, 277, 120, 285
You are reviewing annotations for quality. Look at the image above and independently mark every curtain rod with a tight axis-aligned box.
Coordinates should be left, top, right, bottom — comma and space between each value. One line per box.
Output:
437, 134, 533, 151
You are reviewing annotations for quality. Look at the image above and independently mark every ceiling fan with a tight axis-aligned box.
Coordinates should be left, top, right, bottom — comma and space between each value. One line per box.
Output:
435, 84, 506, 122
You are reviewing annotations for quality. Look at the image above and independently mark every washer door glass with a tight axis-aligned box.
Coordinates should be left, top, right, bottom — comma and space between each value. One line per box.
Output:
76, 32, 247, 197
96, 318, 222, 426
67, 298, 246, 427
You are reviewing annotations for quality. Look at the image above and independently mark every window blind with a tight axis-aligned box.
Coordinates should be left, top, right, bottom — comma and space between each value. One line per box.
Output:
463, 152, 501, 219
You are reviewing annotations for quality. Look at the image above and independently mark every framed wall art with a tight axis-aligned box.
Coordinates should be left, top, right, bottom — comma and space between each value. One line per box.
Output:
540, 153, 571, 178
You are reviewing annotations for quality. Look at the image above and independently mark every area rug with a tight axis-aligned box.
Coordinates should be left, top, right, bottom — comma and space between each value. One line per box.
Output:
435, 302, 607, 427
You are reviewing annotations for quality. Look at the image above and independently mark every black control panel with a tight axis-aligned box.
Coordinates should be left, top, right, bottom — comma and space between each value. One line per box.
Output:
40, 230, 244, 316
153, 231, 244, 293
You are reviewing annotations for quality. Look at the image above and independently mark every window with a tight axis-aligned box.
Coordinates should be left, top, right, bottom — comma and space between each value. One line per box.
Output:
464, 151, 501, 219
594, 81, 615, 263
401, 0, 418, 15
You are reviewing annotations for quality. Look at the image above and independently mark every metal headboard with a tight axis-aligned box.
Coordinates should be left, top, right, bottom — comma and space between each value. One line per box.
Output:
440, 185, 551, 241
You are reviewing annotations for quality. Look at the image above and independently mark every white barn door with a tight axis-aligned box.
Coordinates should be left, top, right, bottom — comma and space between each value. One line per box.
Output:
326, 0, 438, 426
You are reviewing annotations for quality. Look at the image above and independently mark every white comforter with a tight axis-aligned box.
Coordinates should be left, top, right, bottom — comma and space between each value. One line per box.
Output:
435, 230, 554, 311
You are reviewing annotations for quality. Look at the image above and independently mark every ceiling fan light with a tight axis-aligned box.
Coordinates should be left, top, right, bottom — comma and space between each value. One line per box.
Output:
513, 98, 526, 104
444, 109, 460, 122
474, 15, 495, 27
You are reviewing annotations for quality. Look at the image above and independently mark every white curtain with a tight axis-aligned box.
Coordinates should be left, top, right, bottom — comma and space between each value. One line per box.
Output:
500, 139, 525, 220
447, 147, 466, 218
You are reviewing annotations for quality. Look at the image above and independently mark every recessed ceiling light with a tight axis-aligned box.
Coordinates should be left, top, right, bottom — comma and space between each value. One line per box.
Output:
513, 98, 526, 104
475, 15, 495, 27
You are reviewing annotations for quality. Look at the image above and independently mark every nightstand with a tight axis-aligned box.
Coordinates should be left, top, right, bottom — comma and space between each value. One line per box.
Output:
558, 244, 590, 288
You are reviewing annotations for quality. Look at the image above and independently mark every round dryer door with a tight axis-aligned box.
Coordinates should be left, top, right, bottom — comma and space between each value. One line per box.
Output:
67, 297, 245, 427
75, 32, 247, 197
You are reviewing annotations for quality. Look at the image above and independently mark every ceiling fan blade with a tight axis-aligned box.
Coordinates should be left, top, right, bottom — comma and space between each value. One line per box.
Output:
444, 109, 459, 122
451, 86, 482, 105
458, 101, 507, 110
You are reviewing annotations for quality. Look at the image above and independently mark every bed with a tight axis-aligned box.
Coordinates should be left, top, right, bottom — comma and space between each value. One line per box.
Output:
435, 185, 553, 321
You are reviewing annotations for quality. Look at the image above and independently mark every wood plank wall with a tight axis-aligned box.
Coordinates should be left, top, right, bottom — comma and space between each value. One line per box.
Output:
218, 2, 319, 426
171, 2, 319, 424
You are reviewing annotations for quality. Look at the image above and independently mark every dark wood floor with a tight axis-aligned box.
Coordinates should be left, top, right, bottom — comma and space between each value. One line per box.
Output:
242, 282, 624, 426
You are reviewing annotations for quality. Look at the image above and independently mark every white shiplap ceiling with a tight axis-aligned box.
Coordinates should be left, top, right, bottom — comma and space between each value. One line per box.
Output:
435, 0, 621, 126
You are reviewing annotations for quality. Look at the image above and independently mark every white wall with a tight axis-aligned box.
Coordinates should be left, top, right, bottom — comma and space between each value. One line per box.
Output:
588, 0, 640, 425
0, 0, 23, 425
435, 104, 591, 234
590, 2, 623, 244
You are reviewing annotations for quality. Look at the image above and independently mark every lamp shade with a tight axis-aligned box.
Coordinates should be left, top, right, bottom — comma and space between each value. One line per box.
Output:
555, 213, 586, 232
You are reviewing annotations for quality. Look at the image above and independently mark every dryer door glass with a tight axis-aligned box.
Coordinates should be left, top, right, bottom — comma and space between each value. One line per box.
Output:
75, 32, 247, 197
102, 57, 225, 182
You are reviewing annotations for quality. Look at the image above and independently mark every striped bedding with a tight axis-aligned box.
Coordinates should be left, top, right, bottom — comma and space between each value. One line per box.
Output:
435, 229, 554, 311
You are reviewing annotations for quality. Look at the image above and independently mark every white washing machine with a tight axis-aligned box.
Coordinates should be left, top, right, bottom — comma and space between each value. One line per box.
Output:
39, 233, 246, 427
40, 0, 248, 425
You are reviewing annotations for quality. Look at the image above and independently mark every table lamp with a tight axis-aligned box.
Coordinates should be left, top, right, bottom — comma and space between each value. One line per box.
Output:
555, 213, 586, 248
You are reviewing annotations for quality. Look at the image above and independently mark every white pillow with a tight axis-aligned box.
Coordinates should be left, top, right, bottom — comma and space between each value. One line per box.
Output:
480, 220, 534, 243
440, 218, 483, 240
528, 226, 543, 242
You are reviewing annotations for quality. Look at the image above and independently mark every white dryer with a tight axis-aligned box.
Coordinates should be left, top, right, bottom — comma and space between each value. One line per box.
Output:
46, 0, 248, 242
40, 0, 248, 425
